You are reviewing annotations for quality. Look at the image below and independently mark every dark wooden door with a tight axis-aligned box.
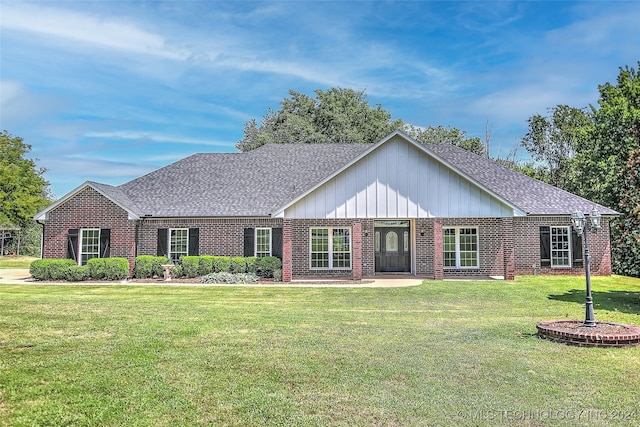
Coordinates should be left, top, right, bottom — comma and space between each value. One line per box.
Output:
375, 227, 410, 273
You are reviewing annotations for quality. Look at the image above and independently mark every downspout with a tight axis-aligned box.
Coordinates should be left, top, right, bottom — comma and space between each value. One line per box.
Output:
36, 220, 45, 259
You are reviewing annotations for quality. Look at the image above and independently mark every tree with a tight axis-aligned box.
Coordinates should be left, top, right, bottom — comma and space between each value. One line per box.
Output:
405, 124, 486, 156
520, 105, 590, 188
0, 131, 50, 254
569, 63, 640, 210
236, 88, 404, 151
613, 146, 640, 277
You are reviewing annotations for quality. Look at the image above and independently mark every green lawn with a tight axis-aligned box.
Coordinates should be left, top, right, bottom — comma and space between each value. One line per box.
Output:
1, 276, 639, 426
0, 256, 37, 269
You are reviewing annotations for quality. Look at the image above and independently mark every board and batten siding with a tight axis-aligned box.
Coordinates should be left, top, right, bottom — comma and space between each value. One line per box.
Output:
284, 135, 515, 219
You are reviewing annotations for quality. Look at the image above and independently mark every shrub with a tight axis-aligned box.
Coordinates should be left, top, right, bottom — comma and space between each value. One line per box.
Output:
198, 256, 215, 276
229, 257, 247, 274
245, 256, 259, 275
212, 256, 231, 273
180, 256, 200, 278
67, 265, 90, 281
171, 264, 184, 278
102, 258, 129, 280
273, 268, 283, 282
48, 259, 77, 280
134, 255, 168, 278
30, 259, 52, 281
259, 256, 282, 278
87, 258, 107, 279
200, 272, 259, 284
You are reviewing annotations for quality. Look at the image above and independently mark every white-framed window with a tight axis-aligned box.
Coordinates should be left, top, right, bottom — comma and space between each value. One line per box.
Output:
443, 227, 479, 269
169, 228, 188, 262
310, 227, 351, 270
80, 228, 100, 265
255, 228, 272, 257
551, 226, 571, 267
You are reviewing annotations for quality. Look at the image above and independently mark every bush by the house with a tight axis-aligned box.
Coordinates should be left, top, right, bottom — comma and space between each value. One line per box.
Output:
87, 258, 129, 280
212, 256, 231, 273
229, 257, 247, 274
133, 255, 168, 279
198, 256, 215, 276
259, 256, 282, 278
245, 256, 259, 275
180, 256, 200, 278
30, 258, 127, 281
30, 259, 77, 281
200, 272, 259, 284
273, 268, 283, 282
66, 265, 90, 281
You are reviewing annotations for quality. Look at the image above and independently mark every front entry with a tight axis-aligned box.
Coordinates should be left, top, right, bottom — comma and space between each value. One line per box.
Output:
374, 221, 411, 273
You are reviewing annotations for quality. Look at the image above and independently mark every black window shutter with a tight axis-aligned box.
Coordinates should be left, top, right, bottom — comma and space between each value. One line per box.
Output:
272, 228, 283, 259
572, 230, 583, 267
539, 226, 551, 267
100, 229, 111, 258
157, 229, 168, 257
67, 229, 79, 262
244, 228, 254, 257
188, 228, 199, 256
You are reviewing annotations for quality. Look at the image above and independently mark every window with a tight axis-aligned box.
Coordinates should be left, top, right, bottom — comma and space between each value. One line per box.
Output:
443, 227, 478, 269
551, 226, 571, 267
169, 228, 188, 262
80, 228, 100, 265
255, 228, 272, 257
310, 227, 351, 270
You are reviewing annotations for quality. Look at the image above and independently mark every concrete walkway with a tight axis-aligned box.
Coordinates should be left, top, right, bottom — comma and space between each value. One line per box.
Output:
0, 268, 425, 288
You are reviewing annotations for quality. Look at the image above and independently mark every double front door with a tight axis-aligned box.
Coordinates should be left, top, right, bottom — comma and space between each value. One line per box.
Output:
374, 224, 410, 273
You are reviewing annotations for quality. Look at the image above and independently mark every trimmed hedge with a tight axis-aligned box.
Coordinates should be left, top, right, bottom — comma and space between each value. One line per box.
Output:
30, 259, 76, 281
87, 258, 129, 280
30, 258, 128, 281
133, 255, 168, 279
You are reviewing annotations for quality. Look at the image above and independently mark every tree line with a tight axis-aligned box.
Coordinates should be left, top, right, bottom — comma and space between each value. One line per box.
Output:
3, 63, 638, 275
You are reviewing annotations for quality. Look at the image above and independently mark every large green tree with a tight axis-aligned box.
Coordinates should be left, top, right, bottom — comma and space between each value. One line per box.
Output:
0, 130, 50, 226
569, 64, 640, 210
236, 88, 404, 151
520, 105, 590, 188
405, 124, 486, 156
613, 144, 640, 277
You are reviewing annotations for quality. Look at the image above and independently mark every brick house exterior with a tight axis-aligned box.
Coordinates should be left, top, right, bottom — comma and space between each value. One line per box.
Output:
35, 131, 617, 281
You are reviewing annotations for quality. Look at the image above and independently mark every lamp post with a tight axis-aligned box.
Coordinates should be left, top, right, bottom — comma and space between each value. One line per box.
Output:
570, 207, 602, 327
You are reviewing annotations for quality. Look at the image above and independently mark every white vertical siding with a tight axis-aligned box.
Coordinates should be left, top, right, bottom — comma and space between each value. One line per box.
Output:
284, 135, 515, 218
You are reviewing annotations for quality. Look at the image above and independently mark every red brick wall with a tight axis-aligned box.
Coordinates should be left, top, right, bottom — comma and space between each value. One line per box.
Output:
512, 216, 612, 276
43, 187, 137, 268
136, 217, 283, 256
288, 218, 374, 279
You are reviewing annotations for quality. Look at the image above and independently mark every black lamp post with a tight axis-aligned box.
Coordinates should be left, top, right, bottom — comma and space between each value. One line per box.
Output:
570, 207, 602, 327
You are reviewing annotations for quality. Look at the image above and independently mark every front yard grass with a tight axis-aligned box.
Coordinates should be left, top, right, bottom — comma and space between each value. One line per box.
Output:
1, 276, 639, 426
0, 256, 37, 269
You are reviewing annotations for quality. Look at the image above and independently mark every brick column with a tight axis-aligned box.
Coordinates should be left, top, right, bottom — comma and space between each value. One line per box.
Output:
433, 220, 444, 280
282, 219, 293, 282
352, 222, 362, 281
502, 217, 515, 280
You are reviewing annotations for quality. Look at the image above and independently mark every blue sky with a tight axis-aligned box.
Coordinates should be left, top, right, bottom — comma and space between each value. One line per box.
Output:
1, 1, 638, 199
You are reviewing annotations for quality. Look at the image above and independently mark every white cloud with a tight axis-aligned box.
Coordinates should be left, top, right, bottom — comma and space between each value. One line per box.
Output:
0, 2, 189, 60
84, 131, 233, 147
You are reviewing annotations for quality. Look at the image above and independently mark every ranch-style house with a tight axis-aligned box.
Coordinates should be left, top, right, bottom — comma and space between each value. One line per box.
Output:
35, 131, 617, 281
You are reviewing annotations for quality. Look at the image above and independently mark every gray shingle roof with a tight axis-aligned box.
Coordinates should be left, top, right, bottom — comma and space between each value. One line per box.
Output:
425, 143, 618, 216
118, 143, 370, 217
84, 132, 617, 218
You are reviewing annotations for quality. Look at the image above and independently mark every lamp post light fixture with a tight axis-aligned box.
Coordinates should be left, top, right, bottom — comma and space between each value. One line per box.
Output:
571, 207, 602, 327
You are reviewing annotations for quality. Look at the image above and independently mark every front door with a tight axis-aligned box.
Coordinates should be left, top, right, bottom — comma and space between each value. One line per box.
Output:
375, 225, 410, 273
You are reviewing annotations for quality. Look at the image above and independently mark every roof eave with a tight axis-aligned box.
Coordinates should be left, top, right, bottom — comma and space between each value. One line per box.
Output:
34, 181, 141, 221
